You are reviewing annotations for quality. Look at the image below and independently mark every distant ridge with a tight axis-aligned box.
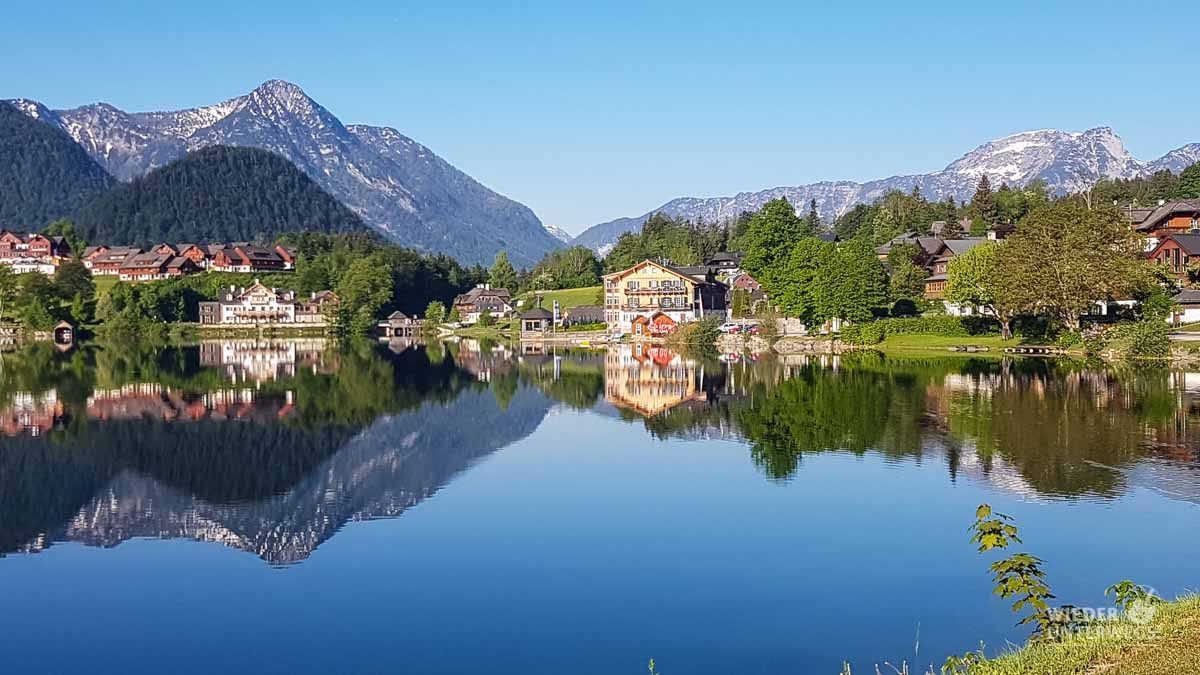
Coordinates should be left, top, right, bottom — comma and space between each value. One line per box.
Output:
574, 127, 1200, 253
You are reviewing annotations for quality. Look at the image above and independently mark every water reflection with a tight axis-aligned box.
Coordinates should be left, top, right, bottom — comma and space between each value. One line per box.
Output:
1, 341, 1199, 565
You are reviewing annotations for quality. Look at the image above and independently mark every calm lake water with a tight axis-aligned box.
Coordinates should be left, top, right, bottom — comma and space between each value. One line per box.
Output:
1, 338, 1198, 674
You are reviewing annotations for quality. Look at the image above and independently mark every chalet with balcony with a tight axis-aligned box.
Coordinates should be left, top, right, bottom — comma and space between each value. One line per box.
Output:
296, 290, 340, 324
1131, 199, 1200, 249
198, 281, 303, 325
452, 285, 513, 324
923, 238, 987, 300
377, 311, 423, 337
602, 259, 728, 334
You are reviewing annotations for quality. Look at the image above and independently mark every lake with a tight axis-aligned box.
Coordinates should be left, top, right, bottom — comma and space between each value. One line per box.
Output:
1, 338, 1197, 674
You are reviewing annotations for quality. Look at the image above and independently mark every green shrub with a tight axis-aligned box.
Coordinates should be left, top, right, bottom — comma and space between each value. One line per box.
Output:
1108, 319, 1170, 359
1055, 331, 1083, 349
891, 299, 918, 317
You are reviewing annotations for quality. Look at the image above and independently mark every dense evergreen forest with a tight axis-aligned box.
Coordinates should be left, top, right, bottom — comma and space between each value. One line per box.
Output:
73, 146, 369, 245
0, 102, 117, 229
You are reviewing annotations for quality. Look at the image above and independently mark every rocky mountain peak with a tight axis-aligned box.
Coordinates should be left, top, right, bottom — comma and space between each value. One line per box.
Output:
245, 79, 323, 116
12, 82, 560, 266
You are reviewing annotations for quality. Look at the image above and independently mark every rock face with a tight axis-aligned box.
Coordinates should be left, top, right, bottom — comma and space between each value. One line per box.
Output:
10, 80, 561, 266
574, 127, 1200, 253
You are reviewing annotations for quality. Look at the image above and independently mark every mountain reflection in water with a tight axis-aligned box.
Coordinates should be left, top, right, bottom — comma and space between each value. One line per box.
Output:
1, 339, 1198, 565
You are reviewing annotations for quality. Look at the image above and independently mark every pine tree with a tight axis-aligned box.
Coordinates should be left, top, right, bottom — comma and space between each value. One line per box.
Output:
488, 251, 519, 292
1174, 163, 1200, 199
973, 175, 997, 227
941, 196, 962, 238
806, 198, 821, 231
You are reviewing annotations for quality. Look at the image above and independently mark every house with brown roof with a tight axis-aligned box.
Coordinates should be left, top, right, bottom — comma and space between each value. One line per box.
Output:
210, 244, 291, 273
118, 252, 202, 281
924, 238, 987, 300
0, 232, 71, 273
452, 284, 513, 324
296, 290, 340, 324
1147, 233, 1200, 279
86, 246, 143, 275
1131, 199, 1200, 249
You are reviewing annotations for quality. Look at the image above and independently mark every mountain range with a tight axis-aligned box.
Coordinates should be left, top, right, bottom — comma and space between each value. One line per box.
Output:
573, 127, 1200, 253
10, 80, 561, 266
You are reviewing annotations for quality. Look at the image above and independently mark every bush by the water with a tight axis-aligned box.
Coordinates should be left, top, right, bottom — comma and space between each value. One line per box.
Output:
1106, 318, 1171, 359
839, 315, 996, 345
666, 315, 722, 352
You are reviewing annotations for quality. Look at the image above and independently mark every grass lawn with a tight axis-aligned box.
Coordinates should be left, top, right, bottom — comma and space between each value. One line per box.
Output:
453, 319, 516, 340
874, 333, 1025, 353
92, 275, 119, 297
965, 595, 1200, 675
515, 286, 602, 311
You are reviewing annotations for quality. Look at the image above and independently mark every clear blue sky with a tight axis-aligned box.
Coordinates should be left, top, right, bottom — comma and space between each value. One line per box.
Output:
3, 1, 1198, 233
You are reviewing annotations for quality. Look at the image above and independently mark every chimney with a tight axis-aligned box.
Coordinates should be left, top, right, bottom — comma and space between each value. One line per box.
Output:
1159, 199, 1166, 206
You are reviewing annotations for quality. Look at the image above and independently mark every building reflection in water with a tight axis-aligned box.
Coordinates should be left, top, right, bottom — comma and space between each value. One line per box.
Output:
198, 338, 331, 384
604, 344, 704, 416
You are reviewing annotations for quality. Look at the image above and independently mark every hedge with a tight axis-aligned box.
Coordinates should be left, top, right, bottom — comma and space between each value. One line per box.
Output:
839, 316, 997, 345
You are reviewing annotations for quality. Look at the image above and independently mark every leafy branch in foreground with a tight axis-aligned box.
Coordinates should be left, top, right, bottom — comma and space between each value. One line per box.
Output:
967, 504, 1063, 639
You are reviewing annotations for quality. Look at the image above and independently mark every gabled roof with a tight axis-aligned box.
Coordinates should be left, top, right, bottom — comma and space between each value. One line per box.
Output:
521, 307, 554, 320
1175, 289, 1200, 306
1135, 199, 1200, 232
119, 251, 174, 269
454, 285, 512, 305
603, 259, 722, 286
940, 238, 987, 256
1151, 233, 1200, 256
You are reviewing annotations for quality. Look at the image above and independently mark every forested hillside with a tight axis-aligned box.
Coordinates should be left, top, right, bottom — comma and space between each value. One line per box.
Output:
73, 145, 369, 245
0, 102, 116, 230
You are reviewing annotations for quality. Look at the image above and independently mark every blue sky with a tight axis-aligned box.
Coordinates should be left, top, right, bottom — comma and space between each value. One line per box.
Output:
3, 1, 1198, 233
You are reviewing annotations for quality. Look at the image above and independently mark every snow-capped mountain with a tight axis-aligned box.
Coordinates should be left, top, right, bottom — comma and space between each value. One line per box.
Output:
10, 80, 561, 266
543, 225, 574, 244
574, 127, 1200, 253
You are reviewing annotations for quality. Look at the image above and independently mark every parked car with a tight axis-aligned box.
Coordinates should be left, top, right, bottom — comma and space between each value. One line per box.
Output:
719, 322, 742, 334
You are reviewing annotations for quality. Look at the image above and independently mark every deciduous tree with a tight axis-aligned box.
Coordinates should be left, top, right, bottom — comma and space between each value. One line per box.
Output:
945, 241, 1019, 338
741, 198, 810, 290
999, 203, 1146, 331
816, 238, 888, 322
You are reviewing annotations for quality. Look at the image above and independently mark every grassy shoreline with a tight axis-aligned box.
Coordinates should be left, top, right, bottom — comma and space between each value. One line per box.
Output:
964, 595, 1200, 675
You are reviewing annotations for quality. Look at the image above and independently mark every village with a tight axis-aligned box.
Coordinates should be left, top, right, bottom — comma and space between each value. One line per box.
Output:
3, 197, 1200, 343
